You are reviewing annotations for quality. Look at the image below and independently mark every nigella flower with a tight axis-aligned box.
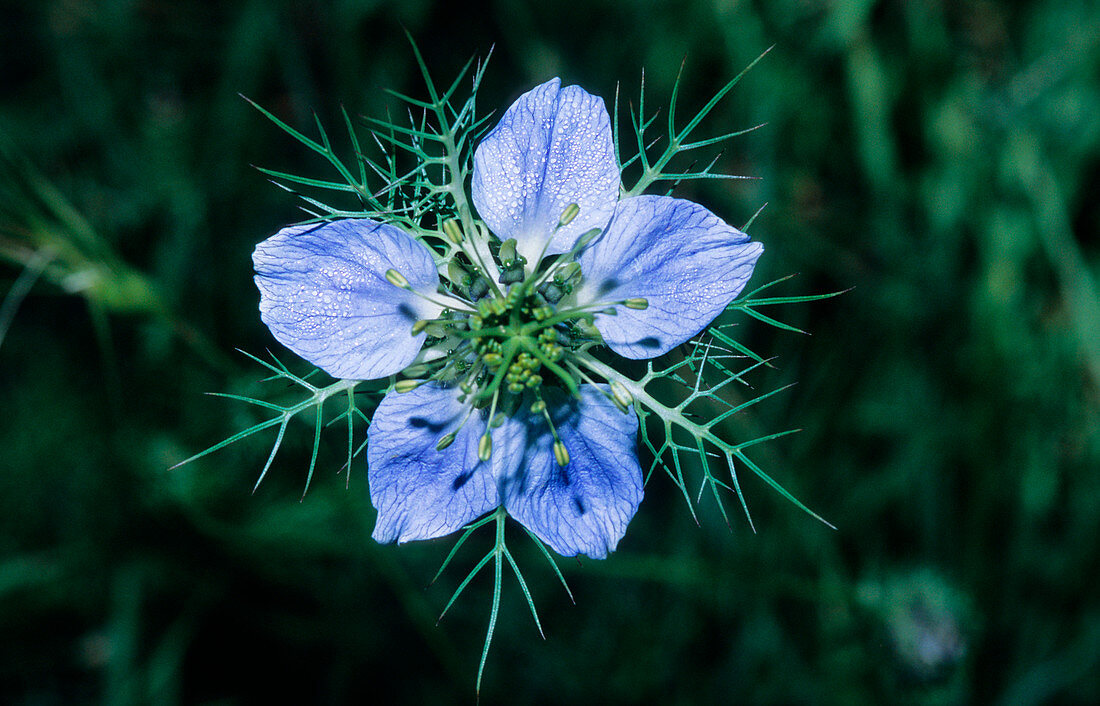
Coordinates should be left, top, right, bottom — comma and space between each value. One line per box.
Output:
252, 78, 763, 558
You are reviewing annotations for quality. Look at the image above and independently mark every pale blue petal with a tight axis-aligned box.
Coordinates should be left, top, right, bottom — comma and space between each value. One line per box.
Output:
253, 219, 441, 380
576, 195, 764, 359
501, 386, 642, 559
471, 78, 619, 264
367, 384, 502, 544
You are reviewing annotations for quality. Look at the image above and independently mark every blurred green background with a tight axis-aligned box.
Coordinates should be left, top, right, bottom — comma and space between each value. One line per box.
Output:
3, 0, 1099, 703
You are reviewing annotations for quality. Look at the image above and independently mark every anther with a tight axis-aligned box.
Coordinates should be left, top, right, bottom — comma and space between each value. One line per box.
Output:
610, 380, 633, 409
478, 432, 493, 461
558, 203, 580, 228
553, 440, 570, 467
385, 269, 410, 288
436, 432, 456, 451
394, 379, 422, 393
443, 219, 464, 245
555, 262, 581, 285
624, 297, 649, 310
571, 227, 603, 254
410, 320, 430, 336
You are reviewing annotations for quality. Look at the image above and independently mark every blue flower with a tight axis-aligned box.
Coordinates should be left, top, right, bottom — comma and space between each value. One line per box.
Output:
252, 78, 763, 559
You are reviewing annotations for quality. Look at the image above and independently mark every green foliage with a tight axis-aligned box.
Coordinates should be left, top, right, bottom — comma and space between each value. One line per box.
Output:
3, 0, 1100, 704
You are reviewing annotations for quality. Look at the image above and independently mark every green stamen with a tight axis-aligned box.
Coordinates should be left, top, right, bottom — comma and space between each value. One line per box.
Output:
478, 432, 492, 461
385, 269, 409, 288
443, 219, 464, 245
558, 203, 580, 228
395, 379, 422, 393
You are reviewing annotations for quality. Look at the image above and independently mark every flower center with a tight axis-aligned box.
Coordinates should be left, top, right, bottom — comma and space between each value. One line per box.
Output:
388, 221, 647, 462
468, 286, 569, 396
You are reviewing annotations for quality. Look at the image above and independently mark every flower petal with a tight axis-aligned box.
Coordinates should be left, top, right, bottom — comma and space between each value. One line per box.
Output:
576, 195, 763, 359
367, 384, 502, 544
253, 219, 441, 380
471, 78, 619, 264
501, 386, 643, 559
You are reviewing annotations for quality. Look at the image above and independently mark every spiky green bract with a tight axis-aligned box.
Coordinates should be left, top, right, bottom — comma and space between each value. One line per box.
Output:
612, 276, 843, 529
246, 36, 500, 288
616, 50, 772, 198
431, 508, 571, 696
170, 350, 374, 497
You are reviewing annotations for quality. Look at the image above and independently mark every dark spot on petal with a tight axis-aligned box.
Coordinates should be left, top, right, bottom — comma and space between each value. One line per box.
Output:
397, 302, 417, 321
409, 416, 448, 433
597, 278, 620, 296
572, 496, 586, 516
636, 336, 661, 350
452, 472, 472, 491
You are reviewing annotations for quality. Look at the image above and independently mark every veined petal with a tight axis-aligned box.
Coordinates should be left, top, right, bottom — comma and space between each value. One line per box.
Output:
471, 78, 619, 265
501, 386, 643, 559
253, 219, 441, 380
576, 195, 763, 359
367, 384, 502, 544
